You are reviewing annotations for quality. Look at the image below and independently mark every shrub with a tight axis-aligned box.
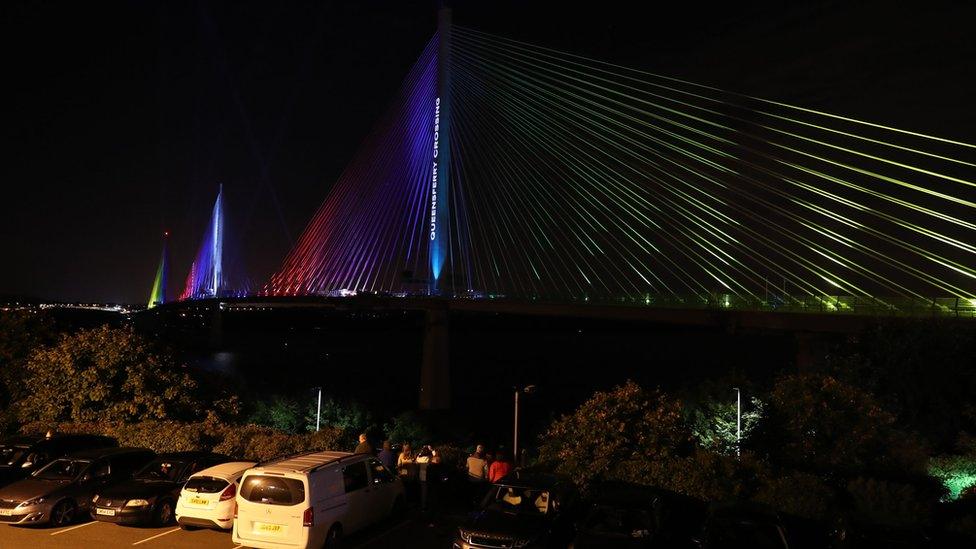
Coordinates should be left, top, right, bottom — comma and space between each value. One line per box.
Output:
18, 326, 200, 424
845, 477, 933, 527
753, 470, 834, 521
21, 419, 348, 462
384, 411, 433, 448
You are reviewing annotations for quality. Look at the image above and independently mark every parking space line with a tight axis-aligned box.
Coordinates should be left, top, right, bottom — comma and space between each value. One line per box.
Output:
351, 519, 410, 548
50, 521, 98, 535
132, 527, 180, 545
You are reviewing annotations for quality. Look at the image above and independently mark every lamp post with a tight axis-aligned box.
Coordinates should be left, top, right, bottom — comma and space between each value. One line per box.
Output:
514, 385, 536, 466
734, 387, 741, 457
314, 386, 322, 432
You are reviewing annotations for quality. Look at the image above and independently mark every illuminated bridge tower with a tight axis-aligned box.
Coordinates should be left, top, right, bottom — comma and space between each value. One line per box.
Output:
429, 7, 452, 295
147, 232, 169, 309
181, 185, 227, 300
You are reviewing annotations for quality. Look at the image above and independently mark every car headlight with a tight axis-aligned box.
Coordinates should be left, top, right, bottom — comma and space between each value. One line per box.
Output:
92, 494, 99, 503
125, 498, 153, 507
18, 496, 46, 507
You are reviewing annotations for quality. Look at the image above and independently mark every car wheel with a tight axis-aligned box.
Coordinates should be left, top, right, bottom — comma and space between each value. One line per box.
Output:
153, 500, 174, 526
50, 500, 76, 527
323, 523, 343, 548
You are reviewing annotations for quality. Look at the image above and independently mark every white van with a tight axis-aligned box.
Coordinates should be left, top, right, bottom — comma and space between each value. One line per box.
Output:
232, 450, 405, 549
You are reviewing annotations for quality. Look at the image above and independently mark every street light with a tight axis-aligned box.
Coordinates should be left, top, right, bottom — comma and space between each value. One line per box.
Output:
733, 387, 741, 457
313, 387, 322, 432
514, 385, 537, 467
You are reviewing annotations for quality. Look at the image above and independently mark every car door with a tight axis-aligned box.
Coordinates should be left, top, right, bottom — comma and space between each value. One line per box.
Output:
75, 459, 113, 510
340, 461, 371, 534
365, 458, 397, 523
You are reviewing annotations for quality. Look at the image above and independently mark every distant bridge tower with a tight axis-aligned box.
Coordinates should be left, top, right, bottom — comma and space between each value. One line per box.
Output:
181, 185, 227, 300
147, 232, 169, 308
429, 6, 452, 294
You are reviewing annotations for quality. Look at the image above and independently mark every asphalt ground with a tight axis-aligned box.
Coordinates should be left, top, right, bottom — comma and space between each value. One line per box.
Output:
0, 510, 461, 549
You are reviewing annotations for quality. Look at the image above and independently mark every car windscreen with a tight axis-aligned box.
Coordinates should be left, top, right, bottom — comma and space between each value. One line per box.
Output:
0, 445, 29, 466
486, 486, 550, 515
240, 475, 305, 506
584, 505, 653, 538
33, 458, 92, 480
134, 459, 188, 481
184, 476, 229, 494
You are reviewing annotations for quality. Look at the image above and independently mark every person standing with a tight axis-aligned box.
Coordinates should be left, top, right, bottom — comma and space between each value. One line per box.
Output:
354, 433, 374, 454
489, 450, 512, 483
467, 444, 488, 482
378, 440, 396, 471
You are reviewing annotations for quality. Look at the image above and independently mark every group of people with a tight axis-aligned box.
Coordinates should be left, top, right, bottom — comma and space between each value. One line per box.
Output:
353, 434, 443, 479
465, 444, 512, 483
352, 434, 513, 484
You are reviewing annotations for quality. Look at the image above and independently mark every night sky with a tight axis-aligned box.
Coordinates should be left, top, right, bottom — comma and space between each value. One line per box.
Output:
2, 1, 974, 303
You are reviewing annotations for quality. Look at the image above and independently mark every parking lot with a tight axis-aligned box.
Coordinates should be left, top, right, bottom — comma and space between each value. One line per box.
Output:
1, 512, 459, 549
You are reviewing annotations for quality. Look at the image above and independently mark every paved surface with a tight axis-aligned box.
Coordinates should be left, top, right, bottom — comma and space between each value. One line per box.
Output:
0, 511, 460, 549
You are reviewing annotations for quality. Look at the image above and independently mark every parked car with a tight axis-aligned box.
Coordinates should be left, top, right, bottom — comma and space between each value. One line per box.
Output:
0, 433, 117, 488
90, 451, 231, 526
571, 482, 704, 548
176, 460, 256, 531
694, 503, 790, 549
233, 450, 405, 549
0, 446, 153, 526
455, 470, 579, 549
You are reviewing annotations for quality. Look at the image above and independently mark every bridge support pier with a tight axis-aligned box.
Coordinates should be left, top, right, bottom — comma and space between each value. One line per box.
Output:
420, 306, 451, 410
794, 332, 826, 371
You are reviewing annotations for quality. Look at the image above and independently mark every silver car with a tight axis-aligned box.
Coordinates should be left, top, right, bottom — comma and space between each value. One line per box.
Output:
0, 447, 153, 526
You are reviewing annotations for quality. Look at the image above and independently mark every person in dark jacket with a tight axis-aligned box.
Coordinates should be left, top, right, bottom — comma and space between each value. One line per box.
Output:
354, 433, 374, 454
378, 440, 395, 471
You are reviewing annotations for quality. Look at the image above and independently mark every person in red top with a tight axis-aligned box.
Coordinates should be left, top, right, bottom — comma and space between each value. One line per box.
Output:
489, 450, 512, 483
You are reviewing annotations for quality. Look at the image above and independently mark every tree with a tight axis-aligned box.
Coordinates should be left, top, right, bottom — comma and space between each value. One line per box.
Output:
538, 381, 693, 489
757, 373, 927, 476
19, 326, 200, 424
828, 319, 976, 450
0, 311, 56, 407
690, 396, 764, 455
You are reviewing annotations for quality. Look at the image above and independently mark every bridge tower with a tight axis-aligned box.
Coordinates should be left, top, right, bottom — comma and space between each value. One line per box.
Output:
429, 6, 452, 295
420, 7, 454, 410
147, 232, 169, 309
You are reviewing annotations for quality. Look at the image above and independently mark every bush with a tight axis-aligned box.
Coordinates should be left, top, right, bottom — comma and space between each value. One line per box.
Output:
753, 470, 834, 521
384, 411, 433, 448
19, 326, 200, 424
614, 448, 766, 502
21, 419, 348, 462
845, 476, 934, 527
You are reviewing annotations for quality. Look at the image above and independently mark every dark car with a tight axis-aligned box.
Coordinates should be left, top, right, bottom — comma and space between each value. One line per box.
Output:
571, 482, 705, 548
455, 470, 579, 549
694, 503, 790, 549
90, 452, 232, 526
0, 446, 154, 526
0, 433, 118, 488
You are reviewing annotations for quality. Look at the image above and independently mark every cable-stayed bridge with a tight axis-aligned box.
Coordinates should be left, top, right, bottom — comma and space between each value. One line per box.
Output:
142, 10, 976, 408
254, 12, 976, 317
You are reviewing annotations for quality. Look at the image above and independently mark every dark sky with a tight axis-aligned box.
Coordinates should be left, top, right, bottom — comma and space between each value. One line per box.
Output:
2, 1, 974, 303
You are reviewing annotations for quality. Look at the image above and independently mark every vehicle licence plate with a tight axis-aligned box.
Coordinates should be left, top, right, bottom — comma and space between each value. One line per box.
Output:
189, 497, 208, 505
255, 522, 284, 535
96, 508, 116, 516
0, 509, 12, 516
